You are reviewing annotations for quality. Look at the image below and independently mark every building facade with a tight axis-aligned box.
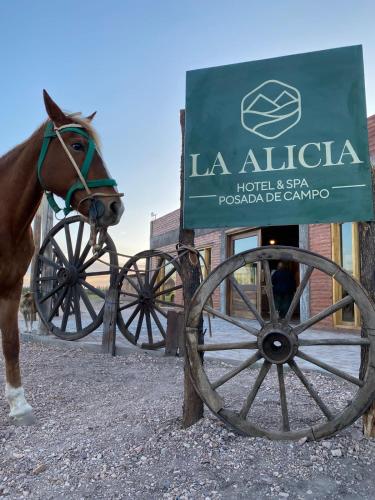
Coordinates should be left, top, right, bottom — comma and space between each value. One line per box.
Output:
150, 116, 375, 331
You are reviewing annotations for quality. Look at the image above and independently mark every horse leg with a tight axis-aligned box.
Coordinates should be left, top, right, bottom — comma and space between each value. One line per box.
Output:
23, 311, 29, 332
0, 285, 33, 422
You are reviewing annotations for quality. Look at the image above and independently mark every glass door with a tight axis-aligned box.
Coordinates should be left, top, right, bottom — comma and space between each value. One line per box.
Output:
228, 231, 260, 319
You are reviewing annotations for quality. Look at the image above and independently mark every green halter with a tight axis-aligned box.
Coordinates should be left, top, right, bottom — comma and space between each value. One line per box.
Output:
37, 121, 117, 215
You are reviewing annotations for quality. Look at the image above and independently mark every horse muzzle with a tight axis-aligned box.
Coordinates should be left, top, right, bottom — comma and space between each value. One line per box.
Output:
89, 198, 124, 227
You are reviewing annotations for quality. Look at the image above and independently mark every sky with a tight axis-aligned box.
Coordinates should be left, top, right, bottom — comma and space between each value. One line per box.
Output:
0, 0, 375, 256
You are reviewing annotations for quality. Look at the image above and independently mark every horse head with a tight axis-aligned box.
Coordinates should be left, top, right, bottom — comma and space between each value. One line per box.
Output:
38, 90, 124, 228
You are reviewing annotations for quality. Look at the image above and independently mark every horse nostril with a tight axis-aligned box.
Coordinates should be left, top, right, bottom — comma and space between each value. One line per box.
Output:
110, 201, 121, 216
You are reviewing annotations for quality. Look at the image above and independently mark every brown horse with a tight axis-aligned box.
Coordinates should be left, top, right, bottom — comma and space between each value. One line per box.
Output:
0, 90, 123, 423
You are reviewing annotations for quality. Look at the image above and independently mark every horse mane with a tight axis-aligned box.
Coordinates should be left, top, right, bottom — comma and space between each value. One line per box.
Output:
0, 112, 101, 163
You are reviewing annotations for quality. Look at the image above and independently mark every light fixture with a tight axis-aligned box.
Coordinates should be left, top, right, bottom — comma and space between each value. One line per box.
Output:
269, 239, 276, 245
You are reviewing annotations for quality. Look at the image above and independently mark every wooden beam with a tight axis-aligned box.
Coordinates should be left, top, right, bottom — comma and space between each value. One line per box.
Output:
179, 109, 204, 428
37, 196, 54, 336
359, 169, 375, 437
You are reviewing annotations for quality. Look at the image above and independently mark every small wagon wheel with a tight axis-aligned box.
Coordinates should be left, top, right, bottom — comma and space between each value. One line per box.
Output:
33, 215, 118, 341
185, 246, 375, 441
116, 250, 184, 349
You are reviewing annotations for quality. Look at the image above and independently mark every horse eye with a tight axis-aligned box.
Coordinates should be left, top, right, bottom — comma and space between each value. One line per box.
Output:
71, 143, 84, 151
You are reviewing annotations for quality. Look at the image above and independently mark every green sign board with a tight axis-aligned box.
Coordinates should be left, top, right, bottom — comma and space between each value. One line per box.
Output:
184, 45, 373, 229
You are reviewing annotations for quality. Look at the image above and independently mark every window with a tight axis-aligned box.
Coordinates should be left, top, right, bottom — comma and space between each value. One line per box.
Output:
331, 223, 360, 327
198, 247, 211, 279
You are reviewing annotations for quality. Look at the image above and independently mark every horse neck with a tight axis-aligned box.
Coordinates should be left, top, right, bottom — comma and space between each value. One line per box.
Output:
0, 126, 44, 238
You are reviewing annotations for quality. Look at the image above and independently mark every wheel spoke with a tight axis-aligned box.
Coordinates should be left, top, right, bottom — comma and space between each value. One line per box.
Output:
119, 291, 139, 299
125, 304, 141, 329
198, 341, 258, 351
277, 364, 290, 431
39, 282, 65, 303
212, 351, 261, 390
285, 266, 314, 323
78, 242, 92, 266
39, 255, 61, 270
64, 224, 74, 262
150, 257, 164, 288
77, 285, 98, 321
78, 246, 108, 272
122, 275, 141, 294
35, 275, 60, 282
150, 308, 166, 339
145, 309, 153, 344
263, 260, 277, 322
203, 305, 259, 337
47, 286, 68, 322
79, 280, 105, 299
296, 351, 364, 386
73, 221, 84, 262
84, 270, 112, 277
229, 275, 264, 327
288, 360, 333, 420
132, 261, 144, 289
119, 299, 140, 311
294, 295, 354, 335
50, 237, 69, 268
153, 304, 168, 318
145, 256, 150, 285
61, 287, 72, 332
134, 310, 145, 343
153, 266, 176, 292
299, 338, 370, 346
72, 286, 82, 331
239, 360, 271, 419
154, 284, 182, 299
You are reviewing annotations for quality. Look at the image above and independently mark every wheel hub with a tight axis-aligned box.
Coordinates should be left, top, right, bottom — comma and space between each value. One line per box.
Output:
57, 265, 78, 285
258, 325, 298, 364
139, 286, 153, 304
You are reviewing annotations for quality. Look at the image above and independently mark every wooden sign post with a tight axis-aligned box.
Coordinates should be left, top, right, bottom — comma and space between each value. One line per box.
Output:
359, 172, 375, 437
37, 195, 54, 335
179, 110, 204, 427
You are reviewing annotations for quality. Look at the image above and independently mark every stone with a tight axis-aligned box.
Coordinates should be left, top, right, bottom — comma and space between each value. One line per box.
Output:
331, 449, 342, 457
32, 463, 47, 475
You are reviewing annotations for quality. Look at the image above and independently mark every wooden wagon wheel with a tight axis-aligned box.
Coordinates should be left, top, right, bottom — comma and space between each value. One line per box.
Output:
185, 246, 375, 441
33, 215, 118, 341
116, 250, 184, 349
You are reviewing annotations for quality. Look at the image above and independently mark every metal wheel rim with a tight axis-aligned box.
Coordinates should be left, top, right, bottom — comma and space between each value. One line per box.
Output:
185, 246, 375, 441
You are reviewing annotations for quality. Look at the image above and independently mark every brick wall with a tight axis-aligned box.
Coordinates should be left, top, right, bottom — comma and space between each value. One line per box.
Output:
309, 224, 333, 329
151, 209, 180, 237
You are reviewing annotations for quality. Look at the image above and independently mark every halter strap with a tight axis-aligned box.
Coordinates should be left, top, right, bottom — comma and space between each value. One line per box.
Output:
37, 121, 118, 215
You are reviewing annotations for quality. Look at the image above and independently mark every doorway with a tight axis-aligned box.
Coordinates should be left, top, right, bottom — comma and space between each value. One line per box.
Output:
261, 225, 300, 320
227, 230, 261, 319
227, 225, 300, 320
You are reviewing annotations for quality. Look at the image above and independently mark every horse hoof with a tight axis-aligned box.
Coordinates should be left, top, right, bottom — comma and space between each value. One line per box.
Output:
12, 412, 35, 426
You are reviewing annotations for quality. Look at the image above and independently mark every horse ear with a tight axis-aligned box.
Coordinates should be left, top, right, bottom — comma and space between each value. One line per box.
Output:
86, 111, 97, 122
43, 90, 70, 126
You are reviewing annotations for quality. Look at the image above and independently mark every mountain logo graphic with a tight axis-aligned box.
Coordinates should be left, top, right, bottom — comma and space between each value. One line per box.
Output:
241, 80, 301, 139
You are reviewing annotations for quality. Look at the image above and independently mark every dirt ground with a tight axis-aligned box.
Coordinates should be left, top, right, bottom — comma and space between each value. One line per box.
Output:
1, 342, 375, 499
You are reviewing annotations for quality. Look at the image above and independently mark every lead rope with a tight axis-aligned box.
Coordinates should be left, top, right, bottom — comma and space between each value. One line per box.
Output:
53, 123, 124, 249
54, 125, 92, 195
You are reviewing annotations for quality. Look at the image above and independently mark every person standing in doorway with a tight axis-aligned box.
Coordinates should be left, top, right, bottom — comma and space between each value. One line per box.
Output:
271, 261, 295, 319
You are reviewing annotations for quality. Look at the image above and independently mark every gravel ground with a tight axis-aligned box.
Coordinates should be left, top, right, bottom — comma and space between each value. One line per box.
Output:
1, 342, 375, 499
